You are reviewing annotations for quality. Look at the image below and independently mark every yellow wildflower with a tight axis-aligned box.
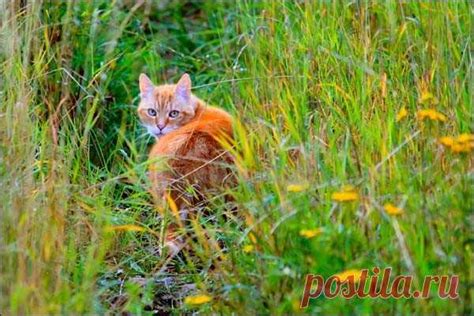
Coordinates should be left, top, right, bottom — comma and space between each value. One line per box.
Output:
287, 183, 309, 192
439, 134, 474, 153
104, 225, 145, 232
334, 269, 364, 283
299, 228, 323, 239
418, 91, 438, 105
416, 109, 447, 122
243, 245, 254, 253
451, 143, 473, 153
395, 107, 408, 122
439, 136, 455, 147
457, 133, 474, 143
383, 203, 404, 216
184, 294, 212, 305
331, 187, 359, 202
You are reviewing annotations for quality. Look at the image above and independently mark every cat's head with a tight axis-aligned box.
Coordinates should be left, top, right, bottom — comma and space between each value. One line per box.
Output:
137, 73, 197, 137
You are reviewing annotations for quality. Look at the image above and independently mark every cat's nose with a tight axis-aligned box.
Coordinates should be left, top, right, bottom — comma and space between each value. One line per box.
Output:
157, 124, 165, 130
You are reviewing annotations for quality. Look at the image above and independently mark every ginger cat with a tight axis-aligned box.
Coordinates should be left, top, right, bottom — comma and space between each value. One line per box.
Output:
138, 73, 234, 251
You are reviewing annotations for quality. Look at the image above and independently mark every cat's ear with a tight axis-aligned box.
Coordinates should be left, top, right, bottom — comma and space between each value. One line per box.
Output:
175, 73, 191, 102
139, 73, 154, 96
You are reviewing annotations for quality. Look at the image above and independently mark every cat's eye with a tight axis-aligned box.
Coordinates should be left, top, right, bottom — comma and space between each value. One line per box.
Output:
147, 108, 157, 116
169, 110, 180, 118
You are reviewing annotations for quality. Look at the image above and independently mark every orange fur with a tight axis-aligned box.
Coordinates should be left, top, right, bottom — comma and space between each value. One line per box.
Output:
137, 73, 234, 251
148, 103, 234, 206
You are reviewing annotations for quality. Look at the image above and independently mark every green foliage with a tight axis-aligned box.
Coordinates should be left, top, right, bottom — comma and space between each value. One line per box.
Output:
0, 0, 471, 314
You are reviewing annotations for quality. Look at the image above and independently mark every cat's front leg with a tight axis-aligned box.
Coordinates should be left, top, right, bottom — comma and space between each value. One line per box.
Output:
149, 170, 189, 256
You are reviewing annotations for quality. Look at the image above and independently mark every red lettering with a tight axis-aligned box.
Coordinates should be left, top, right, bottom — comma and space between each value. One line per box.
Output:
324, 276, 341, 299
341, 275, 357, 299
379, 267, 392, 298
391, 275, 412, 298
421, 275, 439, 298
368, 267, 380, 297
300, 274, 324, 308
439, 275, 459, 299
356, 269, 369, 298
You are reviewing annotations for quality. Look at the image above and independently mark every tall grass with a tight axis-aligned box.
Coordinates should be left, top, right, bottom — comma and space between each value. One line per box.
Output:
0, 1, 471, 314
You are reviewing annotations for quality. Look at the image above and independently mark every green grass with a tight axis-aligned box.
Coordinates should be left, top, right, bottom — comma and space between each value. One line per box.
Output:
0, 1, 472, 314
